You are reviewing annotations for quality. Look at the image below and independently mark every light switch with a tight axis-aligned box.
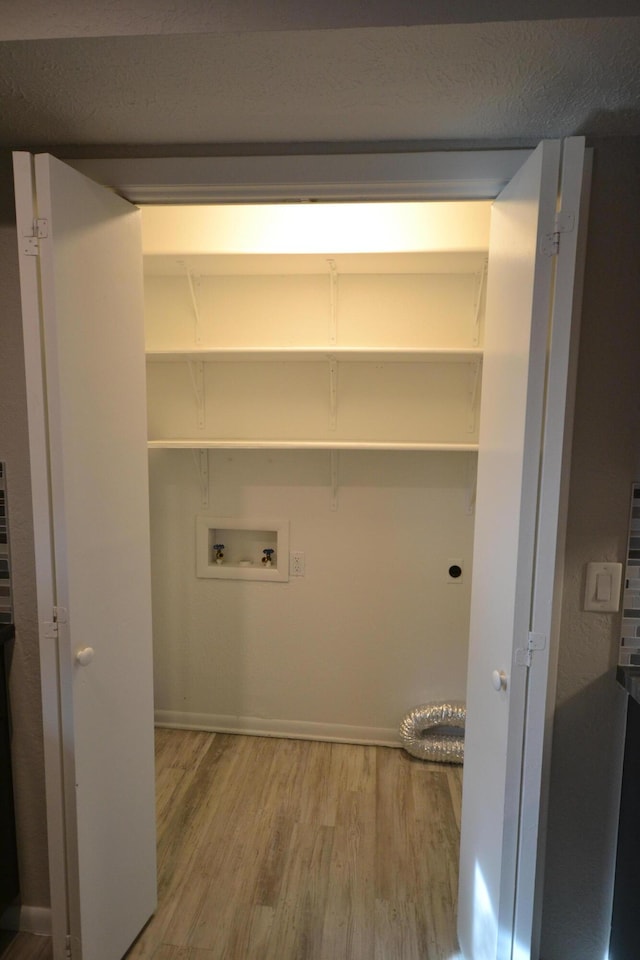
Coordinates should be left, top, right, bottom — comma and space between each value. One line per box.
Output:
596, 573, 611, 602
584, 562, 622, 612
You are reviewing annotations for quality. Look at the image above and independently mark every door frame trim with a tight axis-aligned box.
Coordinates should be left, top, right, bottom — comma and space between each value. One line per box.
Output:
13, 151, 70, 960
68, 149, 531, 204
20, 144, 571, 960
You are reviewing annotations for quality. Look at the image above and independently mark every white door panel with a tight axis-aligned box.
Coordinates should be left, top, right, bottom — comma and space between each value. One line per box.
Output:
516, 138, 590, 959
14, 152, 157, 960
457, 139, 585, 960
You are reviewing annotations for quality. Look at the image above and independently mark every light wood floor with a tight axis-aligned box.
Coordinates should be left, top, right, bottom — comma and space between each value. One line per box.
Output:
0, 933, 51, 960
126, 729, 462, 960
0, 731, 462, 960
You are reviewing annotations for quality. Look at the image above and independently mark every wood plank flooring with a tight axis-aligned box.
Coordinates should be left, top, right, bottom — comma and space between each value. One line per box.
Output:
0, 731, 462, 960
0, 933, 52, 960
126, 729, 462, 960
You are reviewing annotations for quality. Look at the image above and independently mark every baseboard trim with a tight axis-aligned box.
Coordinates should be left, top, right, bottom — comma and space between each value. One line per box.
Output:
155, 710, 400, 748
0, 904, 52, 935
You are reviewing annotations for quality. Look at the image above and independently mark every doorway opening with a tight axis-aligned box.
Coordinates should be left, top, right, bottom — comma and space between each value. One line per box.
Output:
136, 199, 490, 957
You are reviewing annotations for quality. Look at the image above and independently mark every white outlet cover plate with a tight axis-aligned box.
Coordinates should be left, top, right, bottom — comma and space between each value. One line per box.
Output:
290, 551, 305, 577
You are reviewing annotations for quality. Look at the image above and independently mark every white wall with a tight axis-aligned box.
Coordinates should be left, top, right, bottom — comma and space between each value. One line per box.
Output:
149, 448, 474, 741
145, 240, 480, 742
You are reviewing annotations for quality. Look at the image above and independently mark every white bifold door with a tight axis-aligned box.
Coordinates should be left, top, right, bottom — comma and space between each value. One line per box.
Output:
13, 141, 587, 960
13, 153, 157, 960
457, 139, 588, 960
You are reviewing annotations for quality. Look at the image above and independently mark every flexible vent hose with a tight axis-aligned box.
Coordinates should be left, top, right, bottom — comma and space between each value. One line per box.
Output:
399, 701, 466, 764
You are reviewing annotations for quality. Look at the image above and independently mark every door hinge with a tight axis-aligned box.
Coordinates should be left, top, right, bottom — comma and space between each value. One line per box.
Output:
65, 934, 72, 960
21, 219, 48, 256
43, 606, 67, 639
540, 210, 575, 258
516, 631, 547, 668
22, 236, 39, 257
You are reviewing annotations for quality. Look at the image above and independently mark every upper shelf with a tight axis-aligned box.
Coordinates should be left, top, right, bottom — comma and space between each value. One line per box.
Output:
147, 439, 479, 451
146, 347, 483, 364
143, 251, 489, 277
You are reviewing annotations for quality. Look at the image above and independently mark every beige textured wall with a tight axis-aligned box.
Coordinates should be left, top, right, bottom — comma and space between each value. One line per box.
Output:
540, 137, 640, 958
0, 151, 50, 910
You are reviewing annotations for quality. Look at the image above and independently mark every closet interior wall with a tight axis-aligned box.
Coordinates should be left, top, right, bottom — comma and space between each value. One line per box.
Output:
142, 202, 489, 745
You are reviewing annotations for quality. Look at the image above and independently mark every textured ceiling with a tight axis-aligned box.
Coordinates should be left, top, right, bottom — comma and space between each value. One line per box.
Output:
1, 18, 640, 148
3, 0, 640, 39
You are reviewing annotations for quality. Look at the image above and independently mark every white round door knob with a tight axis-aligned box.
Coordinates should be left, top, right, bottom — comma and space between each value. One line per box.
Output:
76, 647, 95, 666
492, 669, 507, 692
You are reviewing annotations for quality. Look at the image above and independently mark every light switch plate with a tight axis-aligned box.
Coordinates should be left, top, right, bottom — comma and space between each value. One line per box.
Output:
584, 562, 622, 612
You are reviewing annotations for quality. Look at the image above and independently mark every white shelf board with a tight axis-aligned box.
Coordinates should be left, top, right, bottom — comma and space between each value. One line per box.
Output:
146, 347, 483, 364
143, 251, 489, 277
148, 439, 479, 451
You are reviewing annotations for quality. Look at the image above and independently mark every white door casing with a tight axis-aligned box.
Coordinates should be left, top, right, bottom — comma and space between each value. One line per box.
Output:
12, 142, 585, 960
13, 153, 157, 960
515, 137, 590, 960
457, 139, 587, 960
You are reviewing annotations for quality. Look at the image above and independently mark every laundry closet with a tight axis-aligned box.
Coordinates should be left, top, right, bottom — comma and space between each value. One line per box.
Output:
14, 142, 587, 960
140, 200, 490, 743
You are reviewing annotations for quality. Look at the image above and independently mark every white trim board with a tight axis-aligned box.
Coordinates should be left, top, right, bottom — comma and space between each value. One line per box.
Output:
0, 905, 53, 936
16, 143, 547, 960
12, 152, 69, 960
69, 150, 532, 204
155, 710, 401, 748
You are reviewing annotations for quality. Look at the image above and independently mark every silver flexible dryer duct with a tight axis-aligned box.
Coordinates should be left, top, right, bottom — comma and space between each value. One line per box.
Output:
399, 701, 466, 764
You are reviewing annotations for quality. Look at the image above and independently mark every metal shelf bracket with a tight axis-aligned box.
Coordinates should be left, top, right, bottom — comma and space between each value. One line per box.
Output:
191, 449, 209, 507
466, 453, 477, 515
472, 258, 488, 346
329, 358, 338, 431
188, 360, 206, 430
468, 359, 482, 434
328, 259, 338, 345
180, 261, 203, 345
331, 450, 339, 511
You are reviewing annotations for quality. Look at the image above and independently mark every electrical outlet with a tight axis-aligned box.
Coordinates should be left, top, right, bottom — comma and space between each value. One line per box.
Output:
447, 559, 464, 583
290, 551, 305, 577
